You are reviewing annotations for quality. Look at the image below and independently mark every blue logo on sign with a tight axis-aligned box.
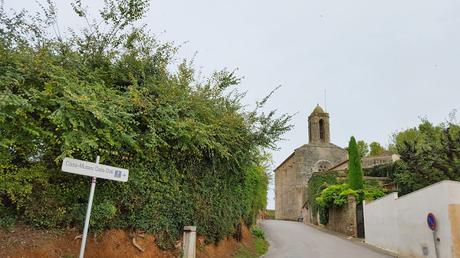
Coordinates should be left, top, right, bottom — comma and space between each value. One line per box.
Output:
427, 213, 436, 231
114, 170, 122, 178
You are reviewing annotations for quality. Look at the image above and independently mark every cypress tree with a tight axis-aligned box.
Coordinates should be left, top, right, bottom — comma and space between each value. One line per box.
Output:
348, 136, 364, 190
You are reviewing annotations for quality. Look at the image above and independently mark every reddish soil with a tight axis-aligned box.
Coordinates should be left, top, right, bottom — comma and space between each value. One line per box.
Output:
0, 225, 255, 258
197, 226, 253, 258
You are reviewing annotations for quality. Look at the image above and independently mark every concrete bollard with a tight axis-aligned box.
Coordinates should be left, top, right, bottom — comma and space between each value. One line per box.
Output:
182, 226, 197, 258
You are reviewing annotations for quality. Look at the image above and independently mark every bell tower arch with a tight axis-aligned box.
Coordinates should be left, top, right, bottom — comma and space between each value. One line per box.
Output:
308, 105, 330, 144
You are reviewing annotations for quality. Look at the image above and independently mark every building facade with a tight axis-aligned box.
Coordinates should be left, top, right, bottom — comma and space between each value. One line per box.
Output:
274, 105, 347, 220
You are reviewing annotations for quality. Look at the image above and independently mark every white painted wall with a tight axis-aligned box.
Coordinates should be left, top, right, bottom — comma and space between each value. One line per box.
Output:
364, 180, 460, 258
363, 192, 399, 253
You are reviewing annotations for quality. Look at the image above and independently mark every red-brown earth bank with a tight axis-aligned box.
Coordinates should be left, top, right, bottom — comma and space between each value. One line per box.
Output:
0, 224, 256, 258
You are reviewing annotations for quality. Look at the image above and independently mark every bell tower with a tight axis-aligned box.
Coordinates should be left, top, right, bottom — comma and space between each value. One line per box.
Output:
308, 105, 330, 144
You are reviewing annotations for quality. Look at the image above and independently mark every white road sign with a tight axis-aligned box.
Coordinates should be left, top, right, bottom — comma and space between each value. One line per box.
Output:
62, 157, 129, 182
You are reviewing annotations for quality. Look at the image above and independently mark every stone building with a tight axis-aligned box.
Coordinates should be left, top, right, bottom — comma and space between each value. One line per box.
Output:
328, 151, 400, 173
328, 152, 400, 192
274, 105, 347, 220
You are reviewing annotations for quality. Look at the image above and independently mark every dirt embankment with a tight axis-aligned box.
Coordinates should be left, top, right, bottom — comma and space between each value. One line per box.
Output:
0, 225, 255, 258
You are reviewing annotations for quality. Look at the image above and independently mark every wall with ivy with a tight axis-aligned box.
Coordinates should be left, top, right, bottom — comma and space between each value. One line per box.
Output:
307, 172, 339, 224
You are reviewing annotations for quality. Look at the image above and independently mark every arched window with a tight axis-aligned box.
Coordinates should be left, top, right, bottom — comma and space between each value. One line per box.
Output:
319, 119, 325, 141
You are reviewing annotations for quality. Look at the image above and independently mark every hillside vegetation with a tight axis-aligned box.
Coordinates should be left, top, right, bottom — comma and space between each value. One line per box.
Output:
0, 0, 291, 248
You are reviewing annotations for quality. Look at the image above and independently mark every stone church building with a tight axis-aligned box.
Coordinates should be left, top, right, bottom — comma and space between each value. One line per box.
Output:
274, 105, 347, 220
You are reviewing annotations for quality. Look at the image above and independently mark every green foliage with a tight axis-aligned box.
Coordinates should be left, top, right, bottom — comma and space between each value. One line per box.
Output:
0, 205, 17, 229
250, 226, 265, 240
0, 164, 50, 208
362, 184, 386, 201
316, 184, 355, 208
306, 172, 338, 223
364, 163, 395, 177
369, 142, 385, 156
357, 140, 369, 157
316, 183, 386, 210
0, 1, 292, 249
348, 137, 364, 190
234, 238, 268, 258
318, 206, 329, 225
254, 238, 269, 256
240, 157, 270, 226
348, 140, 386, 157
315, 179, 386, 225
391, 119, 460, 194
236, 226, 268, 258
90, 201, 117, 232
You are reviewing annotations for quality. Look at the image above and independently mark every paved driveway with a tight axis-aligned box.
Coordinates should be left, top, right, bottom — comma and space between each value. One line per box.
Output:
260, 220, 393, 258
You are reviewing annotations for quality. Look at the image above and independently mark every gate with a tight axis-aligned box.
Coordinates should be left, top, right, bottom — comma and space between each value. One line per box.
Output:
356, 203, 365, 238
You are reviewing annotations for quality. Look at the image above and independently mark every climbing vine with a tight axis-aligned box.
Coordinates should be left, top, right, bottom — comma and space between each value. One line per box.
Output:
307, 172, 338, 223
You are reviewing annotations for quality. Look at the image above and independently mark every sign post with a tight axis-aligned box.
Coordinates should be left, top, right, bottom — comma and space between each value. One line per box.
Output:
427, 213, 440, 258
61, 156, 129, 258
79, 156, 99, 258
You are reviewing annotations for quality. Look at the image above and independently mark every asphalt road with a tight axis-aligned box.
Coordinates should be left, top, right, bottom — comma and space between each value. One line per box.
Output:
260, 220, 394, 258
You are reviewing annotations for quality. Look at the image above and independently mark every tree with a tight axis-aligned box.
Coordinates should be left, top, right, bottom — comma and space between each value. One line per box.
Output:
357, 140, 369, 157
345, 140, 368, 157
348, 136, 364, 190
369, 142, 385, 156
391, 120, 460, 194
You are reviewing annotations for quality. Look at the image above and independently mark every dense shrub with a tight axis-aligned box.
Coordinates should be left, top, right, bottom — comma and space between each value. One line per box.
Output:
0, 0, 291, 248
315, 180, 386, 225
316, 183, 386, 209
0, 204, 16, 229
391, 120, 460, 195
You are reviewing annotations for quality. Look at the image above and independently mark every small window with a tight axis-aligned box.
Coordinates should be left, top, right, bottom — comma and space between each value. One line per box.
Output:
319, 119, 325, 141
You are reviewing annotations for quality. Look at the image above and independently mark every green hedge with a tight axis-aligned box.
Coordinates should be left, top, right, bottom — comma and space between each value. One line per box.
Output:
0, 1, 290, 249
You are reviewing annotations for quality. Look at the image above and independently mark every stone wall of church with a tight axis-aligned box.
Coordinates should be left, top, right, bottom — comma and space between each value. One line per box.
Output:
295, 143, 347, 203
275, 155, 300, 220
275, 143, 347, 221
275, 105, 347, 221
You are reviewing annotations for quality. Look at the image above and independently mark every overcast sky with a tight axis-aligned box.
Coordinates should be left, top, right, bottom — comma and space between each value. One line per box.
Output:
5, 0, 460, 209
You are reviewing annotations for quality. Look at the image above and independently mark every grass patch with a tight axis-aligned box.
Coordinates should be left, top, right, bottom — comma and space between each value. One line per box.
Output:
234, 245, 254, 258
254, 238, 268, 255
234, 239, 268, 258
234, 225, 269, 258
